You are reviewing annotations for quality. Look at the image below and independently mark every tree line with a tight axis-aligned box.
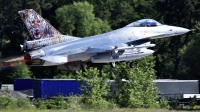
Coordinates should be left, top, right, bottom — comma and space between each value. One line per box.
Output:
0, 0, 200, 109
0, 0, 199, 82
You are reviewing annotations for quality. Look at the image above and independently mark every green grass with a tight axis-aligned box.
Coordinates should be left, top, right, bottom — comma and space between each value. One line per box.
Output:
0, 108, 199, 112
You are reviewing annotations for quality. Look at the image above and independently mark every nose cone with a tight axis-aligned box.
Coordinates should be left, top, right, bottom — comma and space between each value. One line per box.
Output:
174, 27, 190, 35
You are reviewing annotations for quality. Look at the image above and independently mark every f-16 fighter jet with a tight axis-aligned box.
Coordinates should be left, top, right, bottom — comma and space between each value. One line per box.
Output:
5, 9, 190, 70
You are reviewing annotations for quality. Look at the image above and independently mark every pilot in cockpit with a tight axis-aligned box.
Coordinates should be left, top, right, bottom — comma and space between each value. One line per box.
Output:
126, 19, 162, 27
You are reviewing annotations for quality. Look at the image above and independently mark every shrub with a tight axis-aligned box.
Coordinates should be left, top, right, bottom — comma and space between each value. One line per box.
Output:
66, 95, 82, 110
108, 56, 158, 108
189, 97, 196, 109
14, 97, 34, 109
0, 96, 14, 109
33, 99, 47, 109
76, 68, 115, 109
44, 99, 57, 109
52, 95, 67, 109
159, 97, 170, 109
34, 96, 67, 109
169, 98, 179, 109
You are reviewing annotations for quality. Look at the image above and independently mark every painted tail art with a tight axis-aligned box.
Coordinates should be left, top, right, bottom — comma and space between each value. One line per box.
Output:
2, 9, 80, 68
18, 9, 61, 40
18, 9, 80, 50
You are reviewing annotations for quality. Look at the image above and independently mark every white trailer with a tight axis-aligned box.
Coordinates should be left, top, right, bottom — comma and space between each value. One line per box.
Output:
153, 79, 200, 103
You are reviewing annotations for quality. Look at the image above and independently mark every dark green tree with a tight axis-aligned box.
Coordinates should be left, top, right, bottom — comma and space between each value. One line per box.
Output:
177, 22, 200, 79
76, 68, 115, 108
55, 1, 111, 37
103, 55, 158, 108
154, 0, 199, 79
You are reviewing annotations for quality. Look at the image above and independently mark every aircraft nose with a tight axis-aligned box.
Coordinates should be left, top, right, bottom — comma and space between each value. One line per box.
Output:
174, 27, 190, 35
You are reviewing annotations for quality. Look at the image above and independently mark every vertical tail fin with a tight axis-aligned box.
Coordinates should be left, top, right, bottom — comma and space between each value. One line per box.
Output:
18, 9, 61, 40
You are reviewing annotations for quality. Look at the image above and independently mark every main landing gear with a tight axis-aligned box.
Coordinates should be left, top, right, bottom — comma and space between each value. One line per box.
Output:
110, 61, 135, 68
130, 61, 135, 68
110, 62, 116, 68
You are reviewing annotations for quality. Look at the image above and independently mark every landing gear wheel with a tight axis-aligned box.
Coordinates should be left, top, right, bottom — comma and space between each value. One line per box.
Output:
110, 62, 116, 68
130, 62, 135, 68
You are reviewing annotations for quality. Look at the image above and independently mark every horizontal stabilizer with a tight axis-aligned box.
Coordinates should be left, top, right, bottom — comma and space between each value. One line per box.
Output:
39, 55, 68, 64
23, 35, 81, 50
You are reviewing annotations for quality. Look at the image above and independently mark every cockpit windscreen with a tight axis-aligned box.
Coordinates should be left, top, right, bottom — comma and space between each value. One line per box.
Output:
126, 19, 162, 27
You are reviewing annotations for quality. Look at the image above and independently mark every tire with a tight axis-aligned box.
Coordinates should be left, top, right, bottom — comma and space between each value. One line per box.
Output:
110, 62, 115, 68
130, 62, 135, 68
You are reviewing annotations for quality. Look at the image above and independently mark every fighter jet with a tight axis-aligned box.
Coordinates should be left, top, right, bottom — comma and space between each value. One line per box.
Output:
5, 9, 190, 70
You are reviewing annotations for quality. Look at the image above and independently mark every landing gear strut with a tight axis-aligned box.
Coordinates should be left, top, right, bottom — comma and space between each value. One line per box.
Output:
130, 62, 135, 68
110, 62, 116, 68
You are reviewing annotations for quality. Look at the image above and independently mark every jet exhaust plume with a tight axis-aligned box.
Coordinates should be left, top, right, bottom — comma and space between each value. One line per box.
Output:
0, 56, 25, 69
4, 56, 24, 62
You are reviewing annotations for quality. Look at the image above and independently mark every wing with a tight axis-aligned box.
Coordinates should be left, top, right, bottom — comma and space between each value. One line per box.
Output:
85, 41, 155, 54
84, 45, 114, 54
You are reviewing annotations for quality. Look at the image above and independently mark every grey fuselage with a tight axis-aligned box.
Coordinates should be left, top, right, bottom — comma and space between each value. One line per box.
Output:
41, 25, 186, 55
26, 24, 190, 66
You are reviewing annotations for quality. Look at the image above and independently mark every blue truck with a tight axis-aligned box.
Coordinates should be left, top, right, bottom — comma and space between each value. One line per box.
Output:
14, 78, 34, 91
34, 79, 83, 98
14, 79, 83, 98
14, 79, 200, 100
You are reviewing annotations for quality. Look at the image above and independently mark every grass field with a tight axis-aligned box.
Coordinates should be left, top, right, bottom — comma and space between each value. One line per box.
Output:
0, 108, 200, 112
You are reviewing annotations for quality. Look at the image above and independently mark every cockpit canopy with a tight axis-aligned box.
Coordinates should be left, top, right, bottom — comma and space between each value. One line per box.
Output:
126, 19, 162, 27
